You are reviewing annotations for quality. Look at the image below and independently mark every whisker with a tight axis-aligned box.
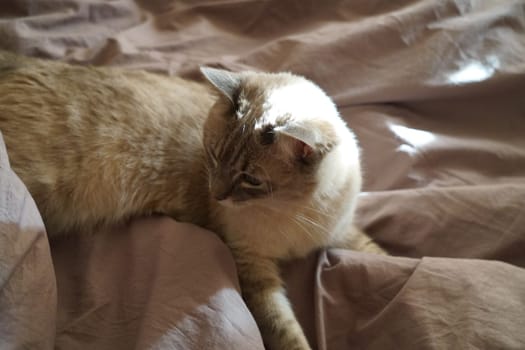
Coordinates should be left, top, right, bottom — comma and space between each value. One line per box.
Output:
291, 215, 318, 242
295, 214, 331, 236
256, 208, 295, 247
297, 203, 337, 220
277, 227, 295, 248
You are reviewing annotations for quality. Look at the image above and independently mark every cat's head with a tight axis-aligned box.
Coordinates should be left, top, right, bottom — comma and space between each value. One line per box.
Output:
201, 67, 353, 208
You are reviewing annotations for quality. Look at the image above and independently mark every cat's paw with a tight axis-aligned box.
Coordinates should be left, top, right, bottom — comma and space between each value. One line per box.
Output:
359, 239, 389, 256
272, 339, 312, 350
333, 225, 389, 256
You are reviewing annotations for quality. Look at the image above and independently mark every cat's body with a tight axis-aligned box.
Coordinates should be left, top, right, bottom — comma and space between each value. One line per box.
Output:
0, 51, 384, 350
0, 52, 214, 234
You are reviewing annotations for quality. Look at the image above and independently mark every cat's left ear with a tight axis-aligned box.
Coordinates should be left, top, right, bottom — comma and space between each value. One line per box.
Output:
200, 67, 242, 104
275, 120, 337, 163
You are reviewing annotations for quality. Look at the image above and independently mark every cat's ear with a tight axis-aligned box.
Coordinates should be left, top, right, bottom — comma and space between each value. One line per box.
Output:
200, 67, 241, 104
275, 120, 336, 163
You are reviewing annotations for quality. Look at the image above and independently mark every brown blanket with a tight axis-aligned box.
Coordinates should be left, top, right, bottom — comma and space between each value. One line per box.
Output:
1, 1, 525, 349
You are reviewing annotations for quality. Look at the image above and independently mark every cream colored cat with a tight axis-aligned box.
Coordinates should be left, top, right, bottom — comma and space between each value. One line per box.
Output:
0, 51, 385, 350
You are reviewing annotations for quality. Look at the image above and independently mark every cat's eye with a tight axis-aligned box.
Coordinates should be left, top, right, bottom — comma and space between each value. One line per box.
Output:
241, 173, 263, 187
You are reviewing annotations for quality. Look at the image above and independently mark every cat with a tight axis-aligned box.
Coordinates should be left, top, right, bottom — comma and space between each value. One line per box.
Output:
0, 50, 385, 350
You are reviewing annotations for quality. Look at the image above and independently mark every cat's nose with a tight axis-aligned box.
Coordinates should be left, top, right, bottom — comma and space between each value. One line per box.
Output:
214, 191, 230, 201
210, 181, 232, 201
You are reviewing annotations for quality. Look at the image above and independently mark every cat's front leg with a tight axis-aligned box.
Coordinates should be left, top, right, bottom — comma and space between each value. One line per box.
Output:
333, 224, 388, 255
232, 248, 312, 350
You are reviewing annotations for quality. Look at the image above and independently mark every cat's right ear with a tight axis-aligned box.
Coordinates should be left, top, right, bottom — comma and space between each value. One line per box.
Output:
200, 67, 242, 104
276, 121, 337, 164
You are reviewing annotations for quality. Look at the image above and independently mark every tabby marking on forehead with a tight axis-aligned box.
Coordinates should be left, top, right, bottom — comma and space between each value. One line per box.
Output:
236, 93, 251, 119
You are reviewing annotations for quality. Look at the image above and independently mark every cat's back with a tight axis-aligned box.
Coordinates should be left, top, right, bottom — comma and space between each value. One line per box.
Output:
0, 51, 213, 173
0, 52, 215, 233
0, 52, 211, 130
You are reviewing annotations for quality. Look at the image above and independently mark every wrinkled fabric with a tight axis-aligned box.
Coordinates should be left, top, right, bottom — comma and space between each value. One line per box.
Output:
52, 219, 264, 350
0, 134, 56, 350
0, 0, 524, 349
